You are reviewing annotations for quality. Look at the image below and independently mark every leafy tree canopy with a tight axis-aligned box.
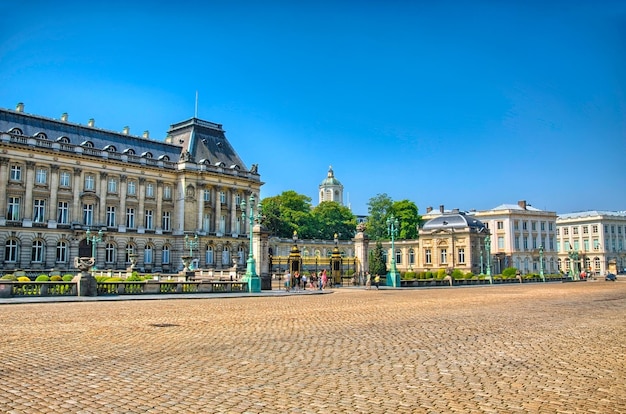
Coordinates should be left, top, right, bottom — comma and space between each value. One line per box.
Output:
365, 194, 422, 240
260, 191, 356, 239
311, 201, 357, 240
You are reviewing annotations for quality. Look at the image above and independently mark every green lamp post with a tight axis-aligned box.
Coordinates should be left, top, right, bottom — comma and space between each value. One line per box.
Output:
386, 214, 400, 288
539, 244, 545, 282
485, 236, 492, 284
241, 194, 262, 293
184, 233, 199, 258
85, 228, 104, 270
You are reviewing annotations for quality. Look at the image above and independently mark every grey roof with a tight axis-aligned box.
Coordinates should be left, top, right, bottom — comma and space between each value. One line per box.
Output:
0, 107, 182, 161
423, 212, 487, 231
166, 118, 248, 170
557, 211, 626, 220
490, 203, 543, 211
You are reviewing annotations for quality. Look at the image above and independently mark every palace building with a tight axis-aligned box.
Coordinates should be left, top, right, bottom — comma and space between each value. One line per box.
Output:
0, 103, 262, 274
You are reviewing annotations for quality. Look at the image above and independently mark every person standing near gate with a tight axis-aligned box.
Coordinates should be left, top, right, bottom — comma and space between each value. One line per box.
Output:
365, 272, 371, 290
284, 270, 291, 292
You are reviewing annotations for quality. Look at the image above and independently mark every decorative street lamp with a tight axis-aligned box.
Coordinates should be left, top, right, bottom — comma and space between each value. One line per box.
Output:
539, 244, 545, 282
485, 236, 493, 284
85, 228, 104, 270
479, 247, 484, 275
241, 194, 262, 292
386, 214, 400, 288
184, 233, 199, 258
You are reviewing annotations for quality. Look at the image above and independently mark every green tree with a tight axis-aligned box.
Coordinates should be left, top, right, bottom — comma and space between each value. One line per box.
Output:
260, 191, 314, 238
310, 201, 357, 240
391, 199, 421, 240
365, 193, 393, 240
369, 241, 387, 277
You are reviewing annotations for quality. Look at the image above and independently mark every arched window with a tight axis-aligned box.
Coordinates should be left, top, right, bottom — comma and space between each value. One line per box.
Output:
123, 148, 135, 155
162, 245, 170, 265
141, 152, 153, 158
5, 239, 19, 262
31, 240, 45, 263
80, 141, 94, 148
594, 257, 601, 271
56, 241, 69, 263
409, 249, 415, 265
144, 245, 154, 264
56, 136, 70, 144
557, 258, 562, 271
395, 249, 402, 264
125, 244, 135, 263
103, 145, 117, 152
35, 132, 48, 140
238, 246, 245, 265
158, 155, 170, 161
9, 127, 22, 135
206, 245, 214, 265
222, 246, 230, 265
105, 243, 116, 264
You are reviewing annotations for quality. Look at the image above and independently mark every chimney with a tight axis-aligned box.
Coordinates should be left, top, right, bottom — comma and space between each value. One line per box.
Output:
439, 205, 444, 213
518, 200, 527, 210
122, 126, 130, 135
87, 118, 95, 127
142, 130, 149, 139
426, 206, 433, 213
15, 102, 24, 112
61, 113, 68, 122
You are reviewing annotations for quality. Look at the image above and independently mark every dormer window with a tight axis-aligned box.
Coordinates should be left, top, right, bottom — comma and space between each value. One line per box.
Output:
229, 164, 240, 170
81, 141, 94, 148
56, 136, 70, 144
214, 161, 225, 168
158, 155, 170, 161
9, 127, 22, 135
141, 152, 153, 158
35, 132, 47, 140
104, 145, 117, 152
198, 159, 210, 165
123, 148, 135, 155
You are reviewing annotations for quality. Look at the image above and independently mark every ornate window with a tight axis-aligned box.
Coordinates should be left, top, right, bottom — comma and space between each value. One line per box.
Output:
162, 245, 170, 265
5, 239, 19, 262
56, 241, 69, 263
31, 240, 45, 262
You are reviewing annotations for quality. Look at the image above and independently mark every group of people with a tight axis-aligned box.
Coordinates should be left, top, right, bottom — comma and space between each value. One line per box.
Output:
364, 272, 381, 290
283, 269, 330, 291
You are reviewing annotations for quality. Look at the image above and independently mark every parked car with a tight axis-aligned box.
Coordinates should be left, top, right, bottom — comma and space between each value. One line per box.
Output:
605, 273, 616, 281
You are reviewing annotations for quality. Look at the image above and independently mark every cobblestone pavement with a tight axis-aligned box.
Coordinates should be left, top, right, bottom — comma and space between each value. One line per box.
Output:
1, 282, 625, 413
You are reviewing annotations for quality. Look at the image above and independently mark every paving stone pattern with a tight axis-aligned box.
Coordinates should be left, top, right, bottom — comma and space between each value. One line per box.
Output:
1, 282, 625, 413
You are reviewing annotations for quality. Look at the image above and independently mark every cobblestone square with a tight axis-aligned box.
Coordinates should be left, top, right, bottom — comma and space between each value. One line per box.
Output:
1, 282, 625, 413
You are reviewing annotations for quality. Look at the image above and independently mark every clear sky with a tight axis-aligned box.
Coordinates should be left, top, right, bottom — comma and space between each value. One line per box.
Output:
1, 1, 624, 215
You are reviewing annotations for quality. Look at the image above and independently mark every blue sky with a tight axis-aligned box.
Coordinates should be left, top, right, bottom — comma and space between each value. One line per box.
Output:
1, 1, 625, 215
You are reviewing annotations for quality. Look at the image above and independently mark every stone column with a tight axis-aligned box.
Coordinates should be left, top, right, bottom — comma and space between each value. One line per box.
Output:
0, 157, 9, 220
138, 177, 146, 232
175, 177, 186, 233
353, 226, 370, 278
48, 165, 59, 228
23, 161, 35, 224
155, 180, 163, 233
230, 190, 237, 235
215, 187, 222, 235
72, 168, 82, 225
197, 183, 204, 233
119, 175, 127, 232
99, 172, 108, 226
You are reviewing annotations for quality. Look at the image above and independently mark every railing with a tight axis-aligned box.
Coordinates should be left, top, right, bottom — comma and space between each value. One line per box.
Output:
96, 280, 248, 295
10, 281, 77, 297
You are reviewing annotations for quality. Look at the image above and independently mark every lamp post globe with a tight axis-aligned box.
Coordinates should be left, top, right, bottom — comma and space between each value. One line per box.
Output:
386, 215, 400, 288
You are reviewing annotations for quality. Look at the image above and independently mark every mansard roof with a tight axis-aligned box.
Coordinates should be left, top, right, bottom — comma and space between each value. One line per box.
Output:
0, 107, 182, 161
166, 118, 248, 170
423, 211, 487, 231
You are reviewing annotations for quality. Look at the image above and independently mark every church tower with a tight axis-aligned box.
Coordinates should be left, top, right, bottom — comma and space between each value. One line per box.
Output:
319, 165, 344, 205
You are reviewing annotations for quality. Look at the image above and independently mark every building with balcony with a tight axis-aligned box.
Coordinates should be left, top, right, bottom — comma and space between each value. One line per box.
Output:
556, 211, 626, 276
0, 103, 262, 274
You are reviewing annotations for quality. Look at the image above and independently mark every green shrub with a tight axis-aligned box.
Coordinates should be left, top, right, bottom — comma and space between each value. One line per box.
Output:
95, 276, 109, 283
105, 277, 124, 282
35, 275, 50, 282
464, 272, 474, 279
50, 275, 63, 281
17, 276, 31, 282
403, 271, 416, 280
436, 269, 447, 279
126, 273, 144, 281
502, 267, 517, 277
451, 269, 464, 280
62, 274, 74, 281
425, 271, 433, 279
1, 274, 17, 280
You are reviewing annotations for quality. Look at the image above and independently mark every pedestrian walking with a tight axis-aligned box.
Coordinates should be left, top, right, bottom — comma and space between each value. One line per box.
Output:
374, 274, 380, 289
302, 273, 307, 290
365, 272, 371, 290
321, 269, 328, 290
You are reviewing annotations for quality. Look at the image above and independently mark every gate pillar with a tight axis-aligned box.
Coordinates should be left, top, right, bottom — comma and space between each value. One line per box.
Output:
288, 231, 302, 275
330, 233, 343, 286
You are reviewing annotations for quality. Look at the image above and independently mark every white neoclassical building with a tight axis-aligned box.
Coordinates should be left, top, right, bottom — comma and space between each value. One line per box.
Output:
556, 211, 626, 276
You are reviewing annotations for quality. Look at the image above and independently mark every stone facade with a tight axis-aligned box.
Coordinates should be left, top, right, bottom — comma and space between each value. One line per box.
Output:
556, 211, 626, 276
0, 104, 262, 275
